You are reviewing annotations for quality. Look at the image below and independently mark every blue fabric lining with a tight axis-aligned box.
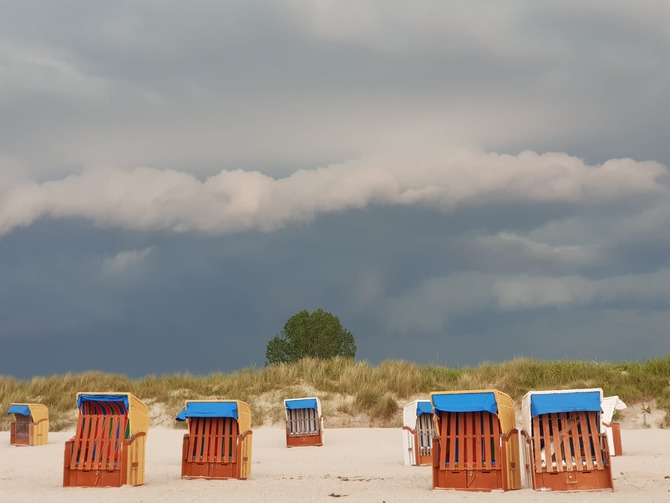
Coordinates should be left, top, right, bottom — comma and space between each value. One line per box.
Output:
77, 394, 129, 410
432, 392, 498, 414
175, 401, 238, 421
416, 401, 433, 416
530, 391, 602, 417
7, 404, 31, 416
285, 398, 318, 410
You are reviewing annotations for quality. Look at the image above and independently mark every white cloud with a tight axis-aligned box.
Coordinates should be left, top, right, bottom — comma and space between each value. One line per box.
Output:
471, 232, 598, 267
0, 148, 665, 236
101, 247, 152, 276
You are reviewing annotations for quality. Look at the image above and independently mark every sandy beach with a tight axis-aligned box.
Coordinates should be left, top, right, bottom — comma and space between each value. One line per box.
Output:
2, 427, 669, 502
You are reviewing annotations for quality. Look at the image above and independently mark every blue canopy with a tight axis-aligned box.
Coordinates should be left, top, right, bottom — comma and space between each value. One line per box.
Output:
77, 394, 129, 410
285, 398, 318, 410
530, 391, 602, 418
432, 392, 498, 414
175, 401, 238, 421
7, 404, 31, 416
416, 401, 433, 416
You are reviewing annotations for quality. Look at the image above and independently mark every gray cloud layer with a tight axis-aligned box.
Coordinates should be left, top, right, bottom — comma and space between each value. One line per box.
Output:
1, 1, 669, 376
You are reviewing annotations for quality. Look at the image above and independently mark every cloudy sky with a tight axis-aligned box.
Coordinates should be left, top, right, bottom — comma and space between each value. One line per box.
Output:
1, 1, 669, 378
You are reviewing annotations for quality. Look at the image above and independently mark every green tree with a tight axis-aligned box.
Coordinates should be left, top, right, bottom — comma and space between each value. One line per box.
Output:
265, 309, 356, 364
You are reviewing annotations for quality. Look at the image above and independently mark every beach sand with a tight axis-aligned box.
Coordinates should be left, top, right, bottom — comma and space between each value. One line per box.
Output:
2, 427, 669, 502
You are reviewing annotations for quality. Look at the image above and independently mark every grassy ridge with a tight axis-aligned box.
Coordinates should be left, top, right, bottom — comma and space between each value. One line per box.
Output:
1, 355, 669, 431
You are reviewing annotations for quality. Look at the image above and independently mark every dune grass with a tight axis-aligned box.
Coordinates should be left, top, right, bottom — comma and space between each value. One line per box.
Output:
1, 355, 668, 431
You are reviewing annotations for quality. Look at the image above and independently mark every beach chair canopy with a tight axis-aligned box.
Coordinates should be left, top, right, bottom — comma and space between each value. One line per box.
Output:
285, 398, 318, 410
522, 388, 605, 436
432, 392, 498, 414
7, 404, 31, 416
7, 403, 48, 423
416, 401, 433, 416
176, 401, 238, 421
529, 390, 602, 418
176, 400, 251, 434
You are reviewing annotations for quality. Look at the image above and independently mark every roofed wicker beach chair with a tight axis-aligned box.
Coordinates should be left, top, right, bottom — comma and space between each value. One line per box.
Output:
521, 388, 613, 491
63, 392, 149, 487
402, 400, 435, 466
176, 400, 253, 480
7, 403, 49, 446
601, 395, 626, 457
430, 389, 522, 491
284, 397, 324, 448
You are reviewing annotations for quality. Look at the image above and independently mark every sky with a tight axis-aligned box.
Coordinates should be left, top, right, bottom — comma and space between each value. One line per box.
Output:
1, 1, 669, 378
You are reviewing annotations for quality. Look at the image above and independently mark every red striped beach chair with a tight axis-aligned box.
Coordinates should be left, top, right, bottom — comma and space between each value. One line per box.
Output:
521, 388, 613, 491
430, 390, 521, 491
63, 392, 149, 487
176, 400, 253, 480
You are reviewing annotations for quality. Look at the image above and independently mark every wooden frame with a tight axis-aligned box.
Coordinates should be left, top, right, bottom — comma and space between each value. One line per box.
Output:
286, 408, 323, 448
601, 396, 626, 457
178, 400, 253, 480
430, 390, 521, 492
432, 411, 519, 491
11, 415, 33, 446
8, 404, 49, 446
402, 401, 435, 466
182, 416, 253, 479
524, 410, 613, 491
63, 393, 148, 487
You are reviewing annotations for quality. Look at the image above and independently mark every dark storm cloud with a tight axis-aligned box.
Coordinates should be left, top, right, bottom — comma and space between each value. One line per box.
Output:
1, 1, 669, 376
1, 1, 668, 179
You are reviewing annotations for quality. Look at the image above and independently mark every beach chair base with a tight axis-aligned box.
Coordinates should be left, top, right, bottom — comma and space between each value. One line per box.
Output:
433, 467, 503, 491
181, 426, 252, 480
416, 452, 432, 466
63, 440, 130, 487
10, 416, 45, 446
63, 467, 127, 487
286, 432, 323, 448
182, 461, 240, 480
526, 411, 614, 491
533, 469, 613, 492
10, 421, 30, 446
432, 411, 519, 491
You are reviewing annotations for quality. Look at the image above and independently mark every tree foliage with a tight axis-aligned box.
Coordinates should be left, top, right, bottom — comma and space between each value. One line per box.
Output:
265, 309, 356, 364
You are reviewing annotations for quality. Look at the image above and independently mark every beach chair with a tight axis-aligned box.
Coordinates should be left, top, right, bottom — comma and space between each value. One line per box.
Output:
176, 400, 253, 480
8, 403, 49, 446
284, 397, 324, 448
521, 388, 613, 491
430, 390, 521, 491
601, 396, 626, 456
402, 400, 435, 466
63, 392, 149, 487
